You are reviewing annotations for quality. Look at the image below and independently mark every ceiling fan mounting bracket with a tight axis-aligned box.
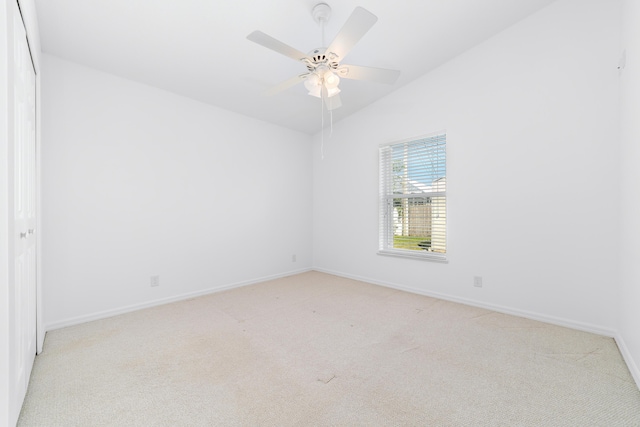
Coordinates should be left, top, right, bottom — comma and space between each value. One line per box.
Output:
311, 3, 332, 25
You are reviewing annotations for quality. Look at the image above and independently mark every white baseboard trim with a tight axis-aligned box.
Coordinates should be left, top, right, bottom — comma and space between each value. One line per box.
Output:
45, 267, 313, 331
313, 267, 618, 338
615, 333, 640, 390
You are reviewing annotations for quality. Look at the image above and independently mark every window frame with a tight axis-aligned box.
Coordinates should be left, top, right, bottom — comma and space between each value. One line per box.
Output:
378, 132, 448, 263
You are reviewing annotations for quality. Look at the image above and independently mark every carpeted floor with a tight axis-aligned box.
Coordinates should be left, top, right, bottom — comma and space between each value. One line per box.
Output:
18, 271, 640, 426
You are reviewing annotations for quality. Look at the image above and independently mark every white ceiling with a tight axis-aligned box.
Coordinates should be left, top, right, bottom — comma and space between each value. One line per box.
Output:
35, 0, 558, 135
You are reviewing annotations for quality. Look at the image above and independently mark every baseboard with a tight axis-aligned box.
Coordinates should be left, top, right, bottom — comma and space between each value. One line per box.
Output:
45, 267, 312, 331
313, 267, 617, 338
615, 333, 640, 390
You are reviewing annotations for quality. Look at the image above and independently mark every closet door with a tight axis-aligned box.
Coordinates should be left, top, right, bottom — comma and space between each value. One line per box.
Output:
12, 1, 37, 422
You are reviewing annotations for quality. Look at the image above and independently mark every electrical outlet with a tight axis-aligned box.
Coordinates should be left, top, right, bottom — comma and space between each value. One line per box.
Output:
150, 275, 160, 287
474, 276, 483, 288
292, 254, 297, 262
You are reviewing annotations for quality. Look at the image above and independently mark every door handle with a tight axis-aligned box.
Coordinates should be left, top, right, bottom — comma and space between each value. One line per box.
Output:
20, 231, 27, 239
28, 228, 35, 235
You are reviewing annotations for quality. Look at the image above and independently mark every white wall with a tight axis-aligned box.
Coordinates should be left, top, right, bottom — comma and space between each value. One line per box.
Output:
618, 0, 640, 386
313, 0, 621, 334
41, 54, 313, 328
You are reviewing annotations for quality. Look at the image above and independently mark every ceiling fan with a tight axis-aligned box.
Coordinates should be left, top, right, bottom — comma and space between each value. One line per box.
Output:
247, 3, 400, 111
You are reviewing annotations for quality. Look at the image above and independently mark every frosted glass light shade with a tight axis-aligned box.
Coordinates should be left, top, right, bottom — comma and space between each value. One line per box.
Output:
305, 74, 322, 98
326, 87, 341, 97
324, 71, 340, 89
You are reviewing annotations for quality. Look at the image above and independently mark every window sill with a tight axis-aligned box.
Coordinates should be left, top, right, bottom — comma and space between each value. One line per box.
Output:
377, 249, 448, 263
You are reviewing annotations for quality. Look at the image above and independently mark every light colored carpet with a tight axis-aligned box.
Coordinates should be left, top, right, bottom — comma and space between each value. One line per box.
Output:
18, 271, 640, 426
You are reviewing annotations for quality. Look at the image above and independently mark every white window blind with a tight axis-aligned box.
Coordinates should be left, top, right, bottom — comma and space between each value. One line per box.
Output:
379, 133, 447, 261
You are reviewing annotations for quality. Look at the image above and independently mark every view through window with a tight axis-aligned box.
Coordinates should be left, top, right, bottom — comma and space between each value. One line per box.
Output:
379, 133, 446, 260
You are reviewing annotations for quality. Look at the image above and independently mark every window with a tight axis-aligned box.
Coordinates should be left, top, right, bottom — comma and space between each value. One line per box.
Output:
379, 132, 447, 261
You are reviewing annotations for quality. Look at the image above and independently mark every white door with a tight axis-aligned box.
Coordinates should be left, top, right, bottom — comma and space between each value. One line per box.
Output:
12, 3, 37, 421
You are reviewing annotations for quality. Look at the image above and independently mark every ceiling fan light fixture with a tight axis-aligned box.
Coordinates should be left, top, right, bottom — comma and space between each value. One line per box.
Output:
326, 86, 341, 98
308, 87, 322, 98
304, 73, 322, 97
323, 70, 340, 89
247, 3, 400, 111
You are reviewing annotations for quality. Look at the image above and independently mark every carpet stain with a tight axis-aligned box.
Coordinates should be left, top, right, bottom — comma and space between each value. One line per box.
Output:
317, 373, 336, 384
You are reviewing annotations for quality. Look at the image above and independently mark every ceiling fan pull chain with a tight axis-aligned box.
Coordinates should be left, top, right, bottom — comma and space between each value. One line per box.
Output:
321, 90, 325, 160
330, 107, 333, 138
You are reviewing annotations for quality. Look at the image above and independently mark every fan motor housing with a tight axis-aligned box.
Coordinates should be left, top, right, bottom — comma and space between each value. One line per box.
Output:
305, 47, 339, 72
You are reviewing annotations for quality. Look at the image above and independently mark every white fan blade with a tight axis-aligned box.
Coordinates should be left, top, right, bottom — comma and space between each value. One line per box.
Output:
247, 31, 310, 62
324, 92, 342, 111
337, 64, 400, 84
264, 74, 308, 96
326, 7, 377, 62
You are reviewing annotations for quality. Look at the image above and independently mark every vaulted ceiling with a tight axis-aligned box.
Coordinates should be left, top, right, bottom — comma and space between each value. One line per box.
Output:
35, 0, 558, 134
